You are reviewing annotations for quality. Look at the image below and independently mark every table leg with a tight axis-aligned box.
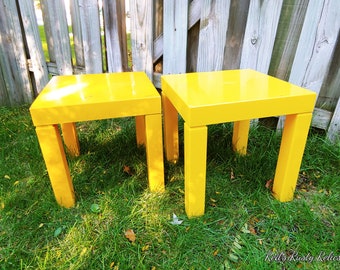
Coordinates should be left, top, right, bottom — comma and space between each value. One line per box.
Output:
135, 116, 146, 146
232, 120, 250, 155
145, 114, 165, 192
162, 94, 179, 162
272, 113, 313, 202
184, 123, 208, 217
61, 123, 80, 156
35, 125, 75, 207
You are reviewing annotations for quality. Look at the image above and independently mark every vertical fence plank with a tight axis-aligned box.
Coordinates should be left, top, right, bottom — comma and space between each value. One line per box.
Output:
103, 0, 128, 72
163, 0, 189, 74
197, 0, 231, 72
269, 0, 309, 80
70, 0, 85, 68
41, 0, 73, 75
185, 0, 201, 72
153, 0, 200, 66
289, 0, 340, 96
327, 97, 340, 143
317, 38, 340, 110
223, 0, 250, 70
0, 0, 33, 105
18, 0, 49, 93
240, 0, 283, 73
0, 63, 7, 103
78, 0, 103, 73
129, 0, 154, 79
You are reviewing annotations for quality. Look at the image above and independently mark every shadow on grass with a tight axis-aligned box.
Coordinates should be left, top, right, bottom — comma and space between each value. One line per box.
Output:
1, 107, 339, 269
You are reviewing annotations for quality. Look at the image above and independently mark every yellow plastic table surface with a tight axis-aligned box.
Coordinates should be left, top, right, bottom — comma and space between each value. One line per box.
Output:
161, 69, 316, 217
30, 72, 164, 208
30, 72, 161, 125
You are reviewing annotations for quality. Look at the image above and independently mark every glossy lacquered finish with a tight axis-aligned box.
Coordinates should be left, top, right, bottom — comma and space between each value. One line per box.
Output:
30, 72, 164, 208
162, 69, 316, 217
30, 72, 161, 125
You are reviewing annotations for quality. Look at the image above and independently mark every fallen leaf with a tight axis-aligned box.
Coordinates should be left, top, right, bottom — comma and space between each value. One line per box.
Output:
265, 179, 273, 189
80, 247, 87, 256
123, 165, 133, 175
142, 245, 150, 252
210, 198, 217, 203
213, 249, 219, 256
249, 225, 257, 235
125, 229, 136, 242
241, 223, 250, 234
170, 213, 183, 225
230, 169, 235, 180
4, 175, 10, 179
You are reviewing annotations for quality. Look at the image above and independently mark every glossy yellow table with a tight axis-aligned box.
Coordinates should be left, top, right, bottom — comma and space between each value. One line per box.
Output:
30, 72, 164, 207
161, 69, 316, 217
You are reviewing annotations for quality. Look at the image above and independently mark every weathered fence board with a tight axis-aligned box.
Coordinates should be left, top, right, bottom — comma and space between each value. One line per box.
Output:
129, 0, 153, 79
163, 0, 188, 74
78, 0, 103, 73
0, 0, 339, 141
281, 0, 340, 135
103, 0, 128, 72
327, 98, 340, 143
289, 0, 340, 96
269, 0, 309, 80
0, 0, 33, 105
18, 0, 49, 93
223, 0, 250, 70
196, 0, 230, 72
41, 0, 73, 75
318, 37, 340, 111
240, 0, 283, 73
70, 0, 85, 67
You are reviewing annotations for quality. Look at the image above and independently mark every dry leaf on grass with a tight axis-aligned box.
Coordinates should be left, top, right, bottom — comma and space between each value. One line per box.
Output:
124, 229, 136, 242
123, 165, 133, 176
170, 213, 183, 225
265, 179, 273, 189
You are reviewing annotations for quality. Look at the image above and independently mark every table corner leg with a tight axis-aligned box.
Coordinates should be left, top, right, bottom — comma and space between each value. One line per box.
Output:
162, 94, 179, 163
36, 125, 76, 207
145, 114, 165, 192
232, 120, 250, 155
135, 115, 146, 146
272, 113, 313, 202
184, 123, 207, 217
61, 122, 80, 157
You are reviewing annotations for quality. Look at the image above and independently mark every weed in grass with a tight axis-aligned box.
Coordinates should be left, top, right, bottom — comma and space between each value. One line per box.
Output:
0, 106, 339, 269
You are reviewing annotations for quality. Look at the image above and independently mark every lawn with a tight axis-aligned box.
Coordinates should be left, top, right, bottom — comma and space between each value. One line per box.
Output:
0, 106, 339, 269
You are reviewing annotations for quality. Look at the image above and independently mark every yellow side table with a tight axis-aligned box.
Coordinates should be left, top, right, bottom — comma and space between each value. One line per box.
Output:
161, 69, 316, 217
30, 72, 164, 207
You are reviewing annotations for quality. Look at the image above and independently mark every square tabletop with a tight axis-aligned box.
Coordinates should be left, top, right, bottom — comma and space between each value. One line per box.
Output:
30, 72, 161, 125
161, 69, 316, 126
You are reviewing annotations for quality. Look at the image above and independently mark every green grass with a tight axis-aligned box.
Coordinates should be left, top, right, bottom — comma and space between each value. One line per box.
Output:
0, 106, 339, 269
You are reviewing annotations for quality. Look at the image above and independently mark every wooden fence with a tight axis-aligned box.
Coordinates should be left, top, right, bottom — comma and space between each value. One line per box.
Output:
0, 0, 339, 142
